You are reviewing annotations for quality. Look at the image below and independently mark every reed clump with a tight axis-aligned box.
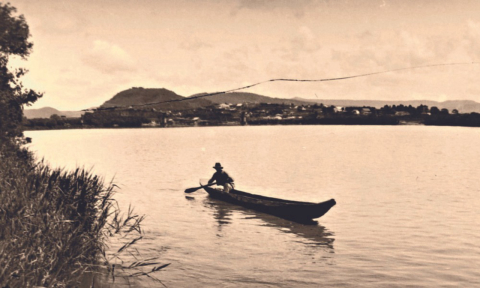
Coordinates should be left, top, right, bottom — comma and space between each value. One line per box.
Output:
0, 140, 165, 287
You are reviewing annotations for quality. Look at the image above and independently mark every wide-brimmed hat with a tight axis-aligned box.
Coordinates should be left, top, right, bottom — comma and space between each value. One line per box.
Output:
213, 162, 223, 169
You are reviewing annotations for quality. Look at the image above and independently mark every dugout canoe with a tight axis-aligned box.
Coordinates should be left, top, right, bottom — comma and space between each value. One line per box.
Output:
202, 186, 336, 222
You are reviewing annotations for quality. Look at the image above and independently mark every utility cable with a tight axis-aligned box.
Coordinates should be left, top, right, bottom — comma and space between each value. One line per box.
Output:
89, 61, 479, 111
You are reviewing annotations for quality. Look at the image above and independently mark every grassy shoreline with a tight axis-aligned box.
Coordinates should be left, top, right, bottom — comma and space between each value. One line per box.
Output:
0, 140, 163, 287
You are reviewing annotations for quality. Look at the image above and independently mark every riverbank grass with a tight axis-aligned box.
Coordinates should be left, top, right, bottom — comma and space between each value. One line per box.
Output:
0, 141, 165, 287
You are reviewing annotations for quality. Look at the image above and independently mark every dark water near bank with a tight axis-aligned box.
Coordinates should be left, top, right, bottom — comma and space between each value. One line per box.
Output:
26, 125, 480, 287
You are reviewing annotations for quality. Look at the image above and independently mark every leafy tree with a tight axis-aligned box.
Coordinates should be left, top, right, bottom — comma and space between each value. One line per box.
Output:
440, 108, 449, 115
430, 106, 440, 115
416, 104, 428, 115
406, 105, 416, 115
50, 114, 61, 120
381, 105, 395, 115
0, 3, 42, 140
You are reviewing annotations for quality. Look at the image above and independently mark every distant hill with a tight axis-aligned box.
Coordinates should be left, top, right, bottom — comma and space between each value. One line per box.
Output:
101, 87, 213, 111
100, 87, 480, 113
294, 98, 480, 113
24, 107, 83, 119
189, 92, 313, 106
440, 100, 480, 113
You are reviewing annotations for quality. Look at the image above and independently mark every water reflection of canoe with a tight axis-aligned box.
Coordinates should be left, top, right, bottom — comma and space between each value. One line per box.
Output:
203, 197, 335, 250
202, 186, 336, 222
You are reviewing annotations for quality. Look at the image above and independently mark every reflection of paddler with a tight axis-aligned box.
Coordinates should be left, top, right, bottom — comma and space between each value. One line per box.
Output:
208, 163, 234, 193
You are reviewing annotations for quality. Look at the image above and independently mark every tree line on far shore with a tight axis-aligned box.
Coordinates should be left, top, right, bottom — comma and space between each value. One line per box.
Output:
22, 102, 480, 130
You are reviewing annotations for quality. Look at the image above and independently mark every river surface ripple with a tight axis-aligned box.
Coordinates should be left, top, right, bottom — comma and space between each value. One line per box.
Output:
26, 125, 480, 287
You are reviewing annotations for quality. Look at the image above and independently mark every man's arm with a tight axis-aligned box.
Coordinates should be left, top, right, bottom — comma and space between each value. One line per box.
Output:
224, 171, 234, 183
208, 173, 216, 184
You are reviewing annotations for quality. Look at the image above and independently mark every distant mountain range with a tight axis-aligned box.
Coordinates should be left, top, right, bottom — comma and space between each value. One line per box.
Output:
24, 107, 83, 119
25, 87, 480, 118
103, 87, 480, 113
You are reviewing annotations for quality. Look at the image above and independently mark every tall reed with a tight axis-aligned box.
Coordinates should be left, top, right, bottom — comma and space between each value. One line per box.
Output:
0, 140, 167, 287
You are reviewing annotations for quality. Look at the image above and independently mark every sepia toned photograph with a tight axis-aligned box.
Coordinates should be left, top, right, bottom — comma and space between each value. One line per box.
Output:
1, 0, 480, 287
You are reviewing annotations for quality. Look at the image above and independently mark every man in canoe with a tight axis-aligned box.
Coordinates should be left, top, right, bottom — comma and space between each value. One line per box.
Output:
208, 162, 235, 193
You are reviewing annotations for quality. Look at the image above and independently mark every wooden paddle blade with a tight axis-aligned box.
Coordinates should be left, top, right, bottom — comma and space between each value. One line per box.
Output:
184, 187, 201, 193
184, 182, 215, 193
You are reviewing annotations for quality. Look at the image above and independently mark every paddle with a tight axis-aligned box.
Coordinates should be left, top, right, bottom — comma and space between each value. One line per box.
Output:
184, 182, 216, 193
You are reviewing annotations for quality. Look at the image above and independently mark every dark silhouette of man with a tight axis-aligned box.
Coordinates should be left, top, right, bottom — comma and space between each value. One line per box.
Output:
208, 163, 234, 193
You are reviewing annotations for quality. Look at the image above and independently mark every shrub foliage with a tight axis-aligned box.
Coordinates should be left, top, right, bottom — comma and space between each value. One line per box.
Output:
0, 141, 142, 286
0, 3, 166, 286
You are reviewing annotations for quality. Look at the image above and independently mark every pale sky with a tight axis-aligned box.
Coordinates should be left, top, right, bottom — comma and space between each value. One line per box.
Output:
7, 0, 480, 110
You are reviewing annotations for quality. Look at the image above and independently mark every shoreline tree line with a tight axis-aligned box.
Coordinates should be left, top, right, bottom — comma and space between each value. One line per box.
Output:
23, 102, 480, 130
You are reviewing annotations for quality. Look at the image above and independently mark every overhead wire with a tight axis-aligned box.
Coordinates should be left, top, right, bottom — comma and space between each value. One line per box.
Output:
89, 61, 479, 111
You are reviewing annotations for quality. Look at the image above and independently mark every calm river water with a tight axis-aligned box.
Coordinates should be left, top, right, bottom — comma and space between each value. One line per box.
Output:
26, 125, 480, 287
